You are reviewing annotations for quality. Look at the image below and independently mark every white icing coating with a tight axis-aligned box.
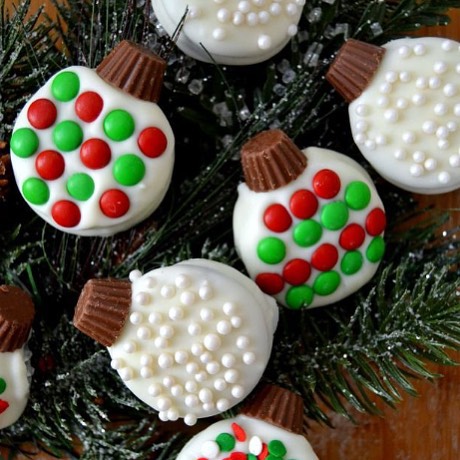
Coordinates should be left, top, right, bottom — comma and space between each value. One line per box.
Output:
151, 0, 305, 65
0, 349, 30, 429
176, 414, 318, 459
108, 259, 278, 424
349, 37, 460, 194
11, 66, 175, 236
233, 147, 386, 308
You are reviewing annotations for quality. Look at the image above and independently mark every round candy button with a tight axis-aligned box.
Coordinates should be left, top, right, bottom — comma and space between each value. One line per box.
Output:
113, 154, 145, 186
52, 200, 81, 227
75, 91, 104, 122
104, 110, 135, 141
289, 189, 318, 219
320, 201, 349, 230
100, 189, 130, 218
313, 169, 341, 199
80, 139, 111, 169
257, 237, 286, 264
22, 177, 49, 205
53, 121, 83, 152
51, 71, 80, 102
35, 150, 65, 180
138, 127, 168, 158
11, 128, 39, 158
27, 99, 57, 129
67, 173, 95, 201
255, 273, 284, 295
263, 204, 292, 233
286, 285, 314, 309
283, 259, 311, 285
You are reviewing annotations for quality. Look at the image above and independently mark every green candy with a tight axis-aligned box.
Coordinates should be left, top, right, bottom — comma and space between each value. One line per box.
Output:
215, 432, 235, 452
257, 237, 286, 265
11, 128, 39, 158
67, 173, 95, 201
104, 109, 135, 141
53, 121, 83, 152
345, 181, 371, 210
113, 154, 146, 186
367, 236, 385, 263
51, 71, 80, 102
341, 251, 364, 275
22, 177, 49, 205
268, 440, 287, 457
293, 219, 322, 247
321, 201, 349, 230
0, 377, 6, 394
286, 285, 314, 309
313, 271, 341, 296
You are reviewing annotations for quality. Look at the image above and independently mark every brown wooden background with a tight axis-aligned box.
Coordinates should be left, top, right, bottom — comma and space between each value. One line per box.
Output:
2, 2, 460, 459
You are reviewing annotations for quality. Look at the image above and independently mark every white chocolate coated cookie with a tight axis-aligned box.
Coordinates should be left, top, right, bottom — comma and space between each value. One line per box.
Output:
11, 67, 175, 236
233, 147, 386, 309
109, 259, 278, 425
0, 350, 30, 429
350, 37, 460, 194
176, 414, 318, 459
151, 0, 305, 65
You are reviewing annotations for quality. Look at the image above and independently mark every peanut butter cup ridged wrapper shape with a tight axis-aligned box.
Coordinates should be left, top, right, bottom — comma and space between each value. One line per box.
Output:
0, 285, 35, 429
326, 39, 386, 103
74, 279, 132, 347
0, 285, 35, 352
96, 40, 167, 103
176, 383, 319, 459
241, 129, 307, 192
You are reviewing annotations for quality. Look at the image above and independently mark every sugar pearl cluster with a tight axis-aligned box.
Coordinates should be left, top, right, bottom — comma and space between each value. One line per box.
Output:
188, 0, 305, 50
109, 269, 260, 426
351, 39, 460, 186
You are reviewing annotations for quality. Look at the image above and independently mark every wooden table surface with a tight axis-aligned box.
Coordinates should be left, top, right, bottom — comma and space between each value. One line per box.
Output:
2, 2, 460, 459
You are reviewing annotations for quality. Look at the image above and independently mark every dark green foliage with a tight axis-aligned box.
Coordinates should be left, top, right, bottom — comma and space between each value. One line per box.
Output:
0, 0, 459, 458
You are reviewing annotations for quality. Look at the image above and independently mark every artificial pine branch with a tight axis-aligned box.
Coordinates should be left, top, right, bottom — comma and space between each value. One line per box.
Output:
0, 0, 459, 458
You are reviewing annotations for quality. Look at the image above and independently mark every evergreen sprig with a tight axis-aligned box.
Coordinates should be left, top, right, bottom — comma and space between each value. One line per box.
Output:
1, 0, 459, 458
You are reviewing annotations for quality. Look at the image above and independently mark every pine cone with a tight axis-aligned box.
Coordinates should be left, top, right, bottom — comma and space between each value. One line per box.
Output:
0, 141, 12, 202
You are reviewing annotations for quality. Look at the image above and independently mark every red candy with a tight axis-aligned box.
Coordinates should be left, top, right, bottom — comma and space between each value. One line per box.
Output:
52, 200, 81, 228
35, 150, 65, 180
80, 138, 111, 169
313, 169, 341, 199
231, 423, 247, 442
255, 273, 284, 295
263, 204, 292, 232
230, 453, 246, 460
366, 208, 386, 236
258, 444, 269, 460
0, 399, 9, 414
138, 127, 168, 158
27, 98, 57, 129
75, 91, 104, 122
100, 189, 130, 218
340, 223, 366, 250
289, 189, 318, 219
283, 258, 311, 285
311, 243, 338, 271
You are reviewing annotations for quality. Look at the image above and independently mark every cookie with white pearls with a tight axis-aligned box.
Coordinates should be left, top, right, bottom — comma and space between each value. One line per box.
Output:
151, 0, 306, 65
73, 259, 279, 425
327, 37, 460, 194
176, 384, 318, 460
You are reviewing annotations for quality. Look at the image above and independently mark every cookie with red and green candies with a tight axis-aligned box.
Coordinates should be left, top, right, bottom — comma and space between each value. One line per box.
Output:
233, 130, 386, 309
10, 41, 174, 236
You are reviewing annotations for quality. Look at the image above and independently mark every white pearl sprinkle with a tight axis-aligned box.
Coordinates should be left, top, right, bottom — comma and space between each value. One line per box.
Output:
385, 71, 398, 83
424, 158, 437, 171
213, 27, 226, 41
184, 414, 197, 426
148, 312, 162, 324
144, 276, 156, 288
200, 308, 214, 321
185, 380, 198, 393
216, 398, 230, 411
410, 164, 424, 177
159, 325, 174, 339
214, 378, 227, 391
130, 312, 143, 325
247, 12, 259, 26
206, 361, 220, 375
449, 155, 460, 167
384, 109, 398, 123
236, 336, 250, 349
399, 71, 411, 83
201, 441, 220, 458
163, 376, 175, 388
123, 340, 137, 353
195, 371, 208, 382
203, 402, 215, 412
402, 131, 416, 144
186, 362, 200, 375
447, 121, 458, 132
287, 24, 298, 36
119, 367, 133, 381
434, 61, 448, 74
140, 354, 154, 367
429, 76, 441, 89
394, 149, 406, 161
436, 126, 450, 139
200, 352, 213, 364
377, 96, 389, 108
174, 274, 191, 289
412, 151, 426, 163
204, 334, 222, 351
157, 397, 172, 411
243, 352, 256, 365
137, 326, 151, 340
231, 316, 242, 328
199, 284, 213, 300
217, 8, 231, 23
185, 394, 199, 408
396, 98, 409, 109
355, 104, 369, 116
438, 139, 450, 150
286, 3, 298, 15
171, 384, 183, 397
375, 135, 387, 147
135, 292, 150, 306
175, 350, 189, 364
129, 270, 142, 282
222, 302, 236, 316
238, 1, 251, 13
355, 133, 367, 145
154, 337, 168, 349
140, 366, 153, 379
111, 359, 123, 370
364, 139, 376, 150
217, 320, 232, 335
168, 306, 184, 321
231, 385, 245, 399
444, 84, 457, 97
416, 77, 428, 89
379, 82, 392, 94
188, 322, 202, 336
269, 3, 282, 15
158, 411, 168, 422
148, 383, 161, 397
355, 120, 368, 132
258, 34, 272, 50
191, 343, 204, 356
224, 369, 239, 384
221, 353, 236, 368
434, 103, 448, 116
188, 7, 201, 19
422, 120, 437, 134
233, 11, 245, 25
199, 388, 213, 404
455, 104, 460, 117
181, 291, 196, 306
167, 408, 179, 421
442, 40, 455, 51
438, 171, 451, 183
398, 45, 411, 58
160, 285, 175, 298
158, 353, 173, 369
412, 93, 426, 106
413, 44, 426, 56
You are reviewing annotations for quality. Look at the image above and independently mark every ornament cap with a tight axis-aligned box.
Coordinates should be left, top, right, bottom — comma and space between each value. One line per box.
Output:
96, 40, 167, 103
241, 130, 307, 192
74, 278, 132, 347
326, 38, 386, 103
0, 285, 35, 352
240, 383, 304, 434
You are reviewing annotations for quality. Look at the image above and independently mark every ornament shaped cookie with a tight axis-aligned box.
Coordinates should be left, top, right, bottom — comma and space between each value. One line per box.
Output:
151, 0, 305, 65
233, 130, 386, 309
74, 259, 278, 425
0, 286, 35, 429
10, 40, 175, 236
177, 384, 318, 460
327, 37, 460, 194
